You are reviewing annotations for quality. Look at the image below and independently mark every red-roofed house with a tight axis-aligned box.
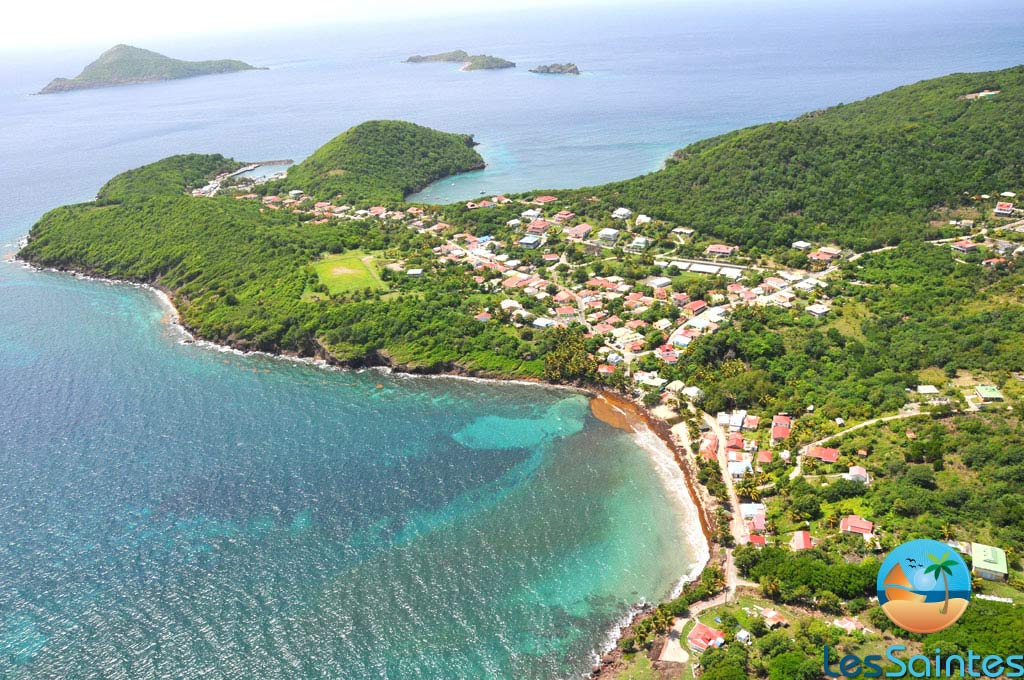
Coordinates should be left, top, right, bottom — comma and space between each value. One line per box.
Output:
700, 433, 718, 461
553, 290, 574, 303
995, 201, 1015, 217
790, 530, 812, 551
757, 450, 773, 466
688, 623, 726, 652
565, 223, 594, 239
474, 312, 491, 322
749, 534, 767, 547
555, 306, 577, 318
683, 300, 708, 316
771, 415, 792, 443
533, 195, 558, 205
552, 210, 576, 223
725, 432, 744, 453
839, 515, 874, 537
597, 364, 616, 376
743, 415, 760, 431
762, 610, 789, 629
806, 446, 840, 464
527, 220, 552, 235
951, 240, 979, 253
593, 323, 615, 335
706, 244, 738, 257
671, 292, 690, 307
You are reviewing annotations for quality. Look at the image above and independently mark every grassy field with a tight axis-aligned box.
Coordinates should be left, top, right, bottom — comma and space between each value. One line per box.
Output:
311, 251, 386, 295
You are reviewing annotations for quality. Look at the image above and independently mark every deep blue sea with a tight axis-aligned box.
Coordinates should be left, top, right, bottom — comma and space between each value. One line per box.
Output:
0, 1, 1022, 677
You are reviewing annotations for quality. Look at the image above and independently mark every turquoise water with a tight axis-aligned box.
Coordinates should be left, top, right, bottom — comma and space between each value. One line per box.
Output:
0, 271, 701, 678
1, 1, 1022, 677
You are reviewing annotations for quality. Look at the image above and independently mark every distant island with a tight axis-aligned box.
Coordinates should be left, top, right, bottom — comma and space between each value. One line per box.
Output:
529, 63, 581, 75
404, 50, 515, 71
38, 44, 265, 94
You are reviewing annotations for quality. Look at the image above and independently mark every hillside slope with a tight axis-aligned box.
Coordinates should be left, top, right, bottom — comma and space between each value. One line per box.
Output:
39, 45, 263, 94
279, 120, 485, 202
580, 66, 1024, 249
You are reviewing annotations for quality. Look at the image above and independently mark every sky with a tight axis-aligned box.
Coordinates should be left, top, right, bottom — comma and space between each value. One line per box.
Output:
1, 0, 625, 53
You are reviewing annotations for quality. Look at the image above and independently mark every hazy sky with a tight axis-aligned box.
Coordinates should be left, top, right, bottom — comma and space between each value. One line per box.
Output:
3, 0, 624, 52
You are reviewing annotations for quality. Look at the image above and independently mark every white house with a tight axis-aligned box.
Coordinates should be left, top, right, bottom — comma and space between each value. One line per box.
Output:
612, 207, 633, 220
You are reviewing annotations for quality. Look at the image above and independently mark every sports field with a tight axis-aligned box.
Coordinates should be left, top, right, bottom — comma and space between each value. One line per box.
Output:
312, 251, 386, 294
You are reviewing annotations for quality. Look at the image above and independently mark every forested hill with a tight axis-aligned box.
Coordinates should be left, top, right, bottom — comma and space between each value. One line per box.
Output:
576, 65, 1024, 250
97, 154, 241, 202
277, 121, 485, 202
38, 45, 263, 94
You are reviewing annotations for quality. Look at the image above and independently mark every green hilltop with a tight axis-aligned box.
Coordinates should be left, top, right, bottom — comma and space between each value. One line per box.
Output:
278, 120, 485, 202
38, 44, 264, 94
576, 65, 1024, 250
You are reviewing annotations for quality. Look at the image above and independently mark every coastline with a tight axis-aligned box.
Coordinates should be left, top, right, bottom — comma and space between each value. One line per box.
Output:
13, 257, 716, 679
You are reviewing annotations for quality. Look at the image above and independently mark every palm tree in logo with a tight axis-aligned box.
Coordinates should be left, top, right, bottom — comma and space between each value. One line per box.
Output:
924, 551, 958, 615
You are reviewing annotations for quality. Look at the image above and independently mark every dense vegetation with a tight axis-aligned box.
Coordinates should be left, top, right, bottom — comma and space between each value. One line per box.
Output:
276, 121, 485, 202
624, 241, 1024, 428
97, 154, 241, 202
552, 65, 1024, 250
39, 44, 261, 94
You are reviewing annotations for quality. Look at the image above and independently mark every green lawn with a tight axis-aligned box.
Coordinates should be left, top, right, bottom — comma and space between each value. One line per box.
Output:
312, 251, 386, 294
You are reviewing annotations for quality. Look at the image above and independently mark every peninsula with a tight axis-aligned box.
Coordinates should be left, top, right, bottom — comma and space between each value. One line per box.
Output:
530, 63, 581, 75
38, 44, 264, 94
405, 50, 515, 71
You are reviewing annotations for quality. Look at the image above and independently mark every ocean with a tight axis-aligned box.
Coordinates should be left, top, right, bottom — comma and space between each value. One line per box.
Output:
0, 1, 1021, 677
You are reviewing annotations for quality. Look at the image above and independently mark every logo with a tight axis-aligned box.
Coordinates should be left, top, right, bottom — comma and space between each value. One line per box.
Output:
876, 538, 971, 634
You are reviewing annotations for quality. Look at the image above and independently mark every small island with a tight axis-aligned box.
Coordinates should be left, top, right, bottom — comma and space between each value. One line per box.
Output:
405, 50, 515, 71
38, 44, 265, 94
529, 63, 581, 76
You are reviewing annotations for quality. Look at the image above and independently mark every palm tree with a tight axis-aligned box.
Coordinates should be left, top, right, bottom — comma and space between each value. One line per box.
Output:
939, 524, 955, 542
925, 551, 959, 615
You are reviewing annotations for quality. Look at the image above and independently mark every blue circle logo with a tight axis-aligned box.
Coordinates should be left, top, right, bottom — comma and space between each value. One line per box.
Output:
877, 539, 971, 633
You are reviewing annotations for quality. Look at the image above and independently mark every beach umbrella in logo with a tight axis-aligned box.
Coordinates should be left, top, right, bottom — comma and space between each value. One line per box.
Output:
924, 551, 958, 615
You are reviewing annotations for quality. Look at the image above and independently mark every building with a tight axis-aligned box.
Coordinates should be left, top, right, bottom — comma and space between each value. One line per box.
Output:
971, 542, 1009, 581
564, 223, 593, 239
951, 240, 979, 253
625, 236, 651, 253
406, 268, 424, 277
839, 514, 874, 538
739, 502, 766, 519
792, 240, 812, 250
597, 228, 620, 244
533, 195, 558, 205
806, 446, 840, 464
706, 244, 738, 257
611, 207, 633, 220
762, 610, 789, 629
806, 303, 830, 317
771, 414, 792, 443
687, 623, 726, 652
790, 530, 812, 551
519, 235, 542, 249
729, 460, 753, 480
994, 201, 1015, 217
844, 465, 870, 484
975, 385, 1004, 402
